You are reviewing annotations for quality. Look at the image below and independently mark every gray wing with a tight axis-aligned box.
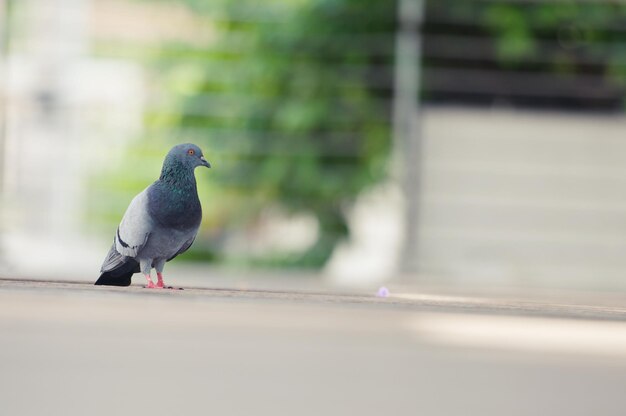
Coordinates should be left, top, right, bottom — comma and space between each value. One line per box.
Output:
100, 189, 152, 274
114, 189, 152, 257
167, 235, 196, 262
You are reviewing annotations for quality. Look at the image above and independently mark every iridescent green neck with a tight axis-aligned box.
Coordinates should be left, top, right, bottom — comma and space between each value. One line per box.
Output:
159, 159, 197, 191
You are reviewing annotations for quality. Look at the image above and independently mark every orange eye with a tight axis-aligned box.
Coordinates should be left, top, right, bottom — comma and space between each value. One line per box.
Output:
187, 149, 195, 156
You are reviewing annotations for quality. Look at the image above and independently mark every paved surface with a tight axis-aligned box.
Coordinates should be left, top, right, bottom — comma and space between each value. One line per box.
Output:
1, 278, 626, 415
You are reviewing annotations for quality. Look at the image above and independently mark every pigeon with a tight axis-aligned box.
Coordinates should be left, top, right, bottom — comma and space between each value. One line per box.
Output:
95, 143, 210, 288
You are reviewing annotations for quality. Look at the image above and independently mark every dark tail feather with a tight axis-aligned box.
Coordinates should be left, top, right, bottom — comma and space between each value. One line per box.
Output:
95, 259, 139, 286
95, 271, 133, 286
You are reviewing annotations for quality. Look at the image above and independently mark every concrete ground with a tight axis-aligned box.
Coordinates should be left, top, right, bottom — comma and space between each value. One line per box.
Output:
1, 277, 626, 416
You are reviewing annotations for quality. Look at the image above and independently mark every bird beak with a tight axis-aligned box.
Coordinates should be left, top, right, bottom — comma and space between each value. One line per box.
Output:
200, 155, 211, 168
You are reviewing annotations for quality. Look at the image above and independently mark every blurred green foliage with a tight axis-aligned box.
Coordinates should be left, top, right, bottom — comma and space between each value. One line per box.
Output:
193, 0, 396, 267
431, 1, 626, 59
482, 1, 626, 80
426, 1, 626, 93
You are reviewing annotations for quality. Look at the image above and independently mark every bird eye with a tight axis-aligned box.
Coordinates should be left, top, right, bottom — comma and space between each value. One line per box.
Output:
187, 149, 195, 156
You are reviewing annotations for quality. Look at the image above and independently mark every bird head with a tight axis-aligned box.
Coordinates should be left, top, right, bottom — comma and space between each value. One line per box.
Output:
166, 143, 211, 170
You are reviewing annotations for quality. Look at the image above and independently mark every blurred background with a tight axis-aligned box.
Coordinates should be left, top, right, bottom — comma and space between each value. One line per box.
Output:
2, 0, 626, 292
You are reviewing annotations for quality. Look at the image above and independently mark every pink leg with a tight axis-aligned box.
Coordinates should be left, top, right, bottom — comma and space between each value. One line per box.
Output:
144, 274, 157, 289
156, 272, 181, 290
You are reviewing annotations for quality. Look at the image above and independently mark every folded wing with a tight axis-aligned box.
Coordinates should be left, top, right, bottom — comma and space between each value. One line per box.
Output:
114, 190, 152, 257
100, 190, 152, 273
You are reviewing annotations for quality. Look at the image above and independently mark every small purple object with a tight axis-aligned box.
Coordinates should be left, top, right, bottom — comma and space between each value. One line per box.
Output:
376, 286, 390, 298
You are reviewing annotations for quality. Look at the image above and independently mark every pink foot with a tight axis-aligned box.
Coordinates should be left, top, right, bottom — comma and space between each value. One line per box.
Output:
144, 274, 157, 289
145, 273, 182, 290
